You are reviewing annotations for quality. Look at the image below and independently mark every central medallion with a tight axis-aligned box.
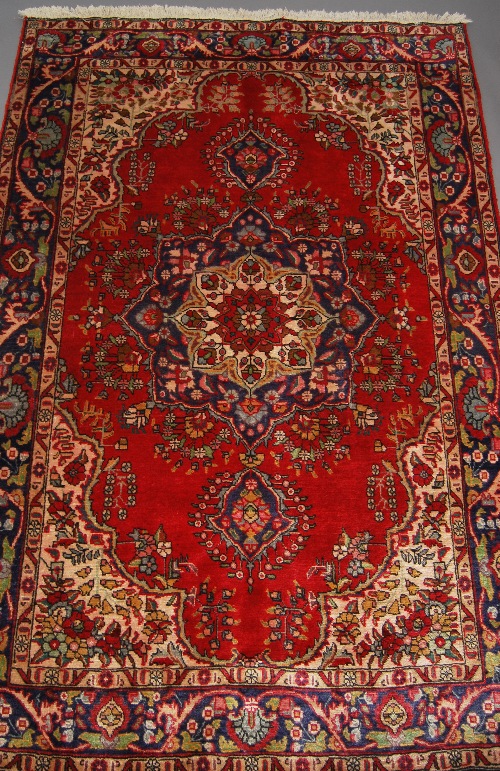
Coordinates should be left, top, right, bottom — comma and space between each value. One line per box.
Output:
124, 208, 376, 443
174, 254, 331, 390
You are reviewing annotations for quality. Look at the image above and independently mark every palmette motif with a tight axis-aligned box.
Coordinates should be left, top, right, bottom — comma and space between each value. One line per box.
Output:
0, 13, 500, 770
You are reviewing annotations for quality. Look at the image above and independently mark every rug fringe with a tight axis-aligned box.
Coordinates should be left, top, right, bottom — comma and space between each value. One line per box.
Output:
19, 5, 471, 23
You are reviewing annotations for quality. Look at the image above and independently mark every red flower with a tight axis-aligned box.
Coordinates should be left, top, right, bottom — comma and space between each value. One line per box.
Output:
381, 631, 404, 655
295, 671, 308, 686
48, 498, 71, 519
427, 590, 450, 606
90, 175, 111, 201
425, 499, 446, 520
458, 576, 471, 592
62, 611, 95, 639
387, 180, 405, 203
198, 669, 210, 685
46, 589, 71, 607
406, 609, 431, 637
21, 577, 35, 593
98, 671, 113, 687
63, 459, 86, 486
412, 461, 433, 486
393, 669, 407, 685
382, 634, 402, 654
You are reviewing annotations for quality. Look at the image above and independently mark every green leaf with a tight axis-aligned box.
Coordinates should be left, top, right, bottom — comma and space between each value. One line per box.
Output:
113, 732, 141, 750
450, 330, 465, 353
462, 724, 487, 744
265, 737, 288, 752
79, 732, 106, 749
444, 262, 457, 289
2, 538, 14, 564
477, 536, 494, 601
485, 651, 500, 680
304, 730, 327, 752
464, 465, 482, 490
219, 736, 239, 753
10, 466, 27, 487
460, 424, 474, 449
180, 731, 202, 752
366, 727, 423, 748
10, 730, 35, 749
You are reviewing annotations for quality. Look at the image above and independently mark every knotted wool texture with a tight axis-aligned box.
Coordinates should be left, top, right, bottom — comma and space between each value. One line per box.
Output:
0, 8, 500, 770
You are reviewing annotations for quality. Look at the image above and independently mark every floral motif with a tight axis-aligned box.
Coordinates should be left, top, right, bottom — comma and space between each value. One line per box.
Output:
174, 253, 333, 389
205, 116, 300, 189
125, 208, 375, 442
189, 470, 312, 591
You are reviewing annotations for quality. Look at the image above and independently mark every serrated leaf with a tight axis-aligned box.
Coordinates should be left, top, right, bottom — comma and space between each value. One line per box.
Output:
79, 581, 94, 596
9, 729, 35, 749
219, 736, 239, 752
462, 724, 487, 744
181, 731, 202, 752
2, 538, 14, 564
265, 737, 288, 752
113, 732, 141, 750
304, 730, 327, 752
101, 579, 118, 590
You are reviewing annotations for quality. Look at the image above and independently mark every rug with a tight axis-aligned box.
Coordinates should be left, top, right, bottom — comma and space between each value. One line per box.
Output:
1, 5, 500, 769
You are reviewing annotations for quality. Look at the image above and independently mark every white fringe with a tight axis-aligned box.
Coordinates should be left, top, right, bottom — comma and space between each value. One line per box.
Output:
19, 5, 471, 22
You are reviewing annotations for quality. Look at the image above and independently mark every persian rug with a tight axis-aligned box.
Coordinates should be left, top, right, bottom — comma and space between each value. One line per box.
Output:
1, 4, 500, 769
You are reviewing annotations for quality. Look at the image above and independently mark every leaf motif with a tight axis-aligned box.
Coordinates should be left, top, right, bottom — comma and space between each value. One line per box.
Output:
180, 731, 202, 752
219, 736, 239, 753
265, 737, 288, 752
304, 730, 327, 752
9, 729, 35, 749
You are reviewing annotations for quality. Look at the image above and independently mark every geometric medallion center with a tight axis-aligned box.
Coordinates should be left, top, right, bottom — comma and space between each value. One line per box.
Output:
174, 254, 332, 390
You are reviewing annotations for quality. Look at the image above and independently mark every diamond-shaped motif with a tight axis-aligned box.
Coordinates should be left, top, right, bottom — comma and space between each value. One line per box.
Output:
7, 248, 35, 273
211, 471, 294, 560
454, 248, 479, 275
189, 469, 312, 591
219, 130, 286, 188
205, 118, 300, 190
